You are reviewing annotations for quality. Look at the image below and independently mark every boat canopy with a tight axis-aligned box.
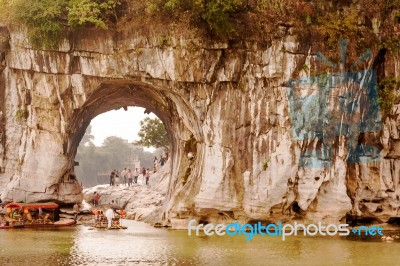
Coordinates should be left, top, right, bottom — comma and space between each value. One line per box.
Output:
5, 202, 59, 209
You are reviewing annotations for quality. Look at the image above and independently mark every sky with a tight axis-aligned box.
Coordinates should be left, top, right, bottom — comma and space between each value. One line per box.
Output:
88, 107, 157, 147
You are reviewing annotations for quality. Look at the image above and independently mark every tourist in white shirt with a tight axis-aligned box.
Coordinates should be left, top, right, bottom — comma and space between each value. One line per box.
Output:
133, 168, 139, 184
120, 168, 127, 186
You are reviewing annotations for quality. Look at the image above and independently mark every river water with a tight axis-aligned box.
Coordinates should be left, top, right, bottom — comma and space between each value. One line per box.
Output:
0, 220, 399, 265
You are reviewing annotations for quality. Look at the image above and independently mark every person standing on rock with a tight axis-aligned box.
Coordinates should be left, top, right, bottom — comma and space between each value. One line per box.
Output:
127, 169, 133, 186
110, 171, 115, 186
133, 168, 139, 184
121, 168, 127, 186
141, 167, 146, 184
95, 193, 101, 206
153, 156, 158, 172
105, 207, 115, 228
92, 192, 100, 206
92, 192, 97, 206
92, 208, 99, 225
159, 156, 165, 166
163, 148, 169, 160
115, 170, 120, 185
146, 168, 150, 185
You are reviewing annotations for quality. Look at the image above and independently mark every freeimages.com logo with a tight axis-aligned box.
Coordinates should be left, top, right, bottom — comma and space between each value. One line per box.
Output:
187, 220, 383, 241
285, 39, 382, 168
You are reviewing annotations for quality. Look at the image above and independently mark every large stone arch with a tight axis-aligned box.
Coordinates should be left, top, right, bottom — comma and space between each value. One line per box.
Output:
1, 26, 400, 226
0, 27, 242, 224
65, 79, 204, 212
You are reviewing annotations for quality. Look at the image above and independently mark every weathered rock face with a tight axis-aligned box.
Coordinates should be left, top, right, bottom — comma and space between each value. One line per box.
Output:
0, 24, 400, 227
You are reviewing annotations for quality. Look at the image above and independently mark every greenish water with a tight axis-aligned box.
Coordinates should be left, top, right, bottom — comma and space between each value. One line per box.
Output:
0, 220, 399, 265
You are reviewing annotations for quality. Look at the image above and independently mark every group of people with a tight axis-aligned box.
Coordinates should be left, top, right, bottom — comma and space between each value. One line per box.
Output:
153, 155, 167, 172
1, 206, 53, 225
92, 192, 100, 206
109, 167, 151, 186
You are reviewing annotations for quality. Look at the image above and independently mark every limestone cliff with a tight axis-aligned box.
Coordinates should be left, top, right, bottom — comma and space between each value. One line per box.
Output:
0, 24, 399, 227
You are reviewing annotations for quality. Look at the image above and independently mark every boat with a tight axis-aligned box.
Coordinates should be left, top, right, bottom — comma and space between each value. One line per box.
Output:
91, 220, 127, 230
90, 208, 127, 230
1, 202, 76, 229
92, 218, 128, 230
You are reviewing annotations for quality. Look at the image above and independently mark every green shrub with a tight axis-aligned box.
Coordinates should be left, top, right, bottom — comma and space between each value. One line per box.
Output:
2, 0, 400, 51
379, 37, 400, 54
14, 0, 66, 48
16, 108, 28, 122
67, 0, 119, 29
157, 35, 168, 47
201, 0, 243, 36
1, 0, 120, 48
378, 77, 399, 114
262, 160, 269, 171
164, 0, 245, 37
316, 8, 359, 49
165, 0, 195, 11
254, 0, 283, 13
394, 11, 400, 24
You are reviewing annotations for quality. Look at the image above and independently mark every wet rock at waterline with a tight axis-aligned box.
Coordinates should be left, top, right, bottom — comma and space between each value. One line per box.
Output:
0, 25, 400, 228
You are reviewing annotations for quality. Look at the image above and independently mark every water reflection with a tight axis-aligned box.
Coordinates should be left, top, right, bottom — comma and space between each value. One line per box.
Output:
0, 220, 399, 265
0, 227, 74, 265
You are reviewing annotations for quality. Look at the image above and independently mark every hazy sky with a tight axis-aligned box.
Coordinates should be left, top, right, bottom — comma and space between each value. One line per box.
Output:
89, 107, 157, 147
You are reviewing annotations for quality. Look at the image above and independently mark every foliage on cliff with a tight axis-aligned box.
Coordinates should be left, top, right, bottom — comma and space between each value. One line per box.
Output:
0, 0, 398, 61
1, 0, 400, 53
2, 0, 67, 48
378, 77, 400, 114
0, 0, 120, 48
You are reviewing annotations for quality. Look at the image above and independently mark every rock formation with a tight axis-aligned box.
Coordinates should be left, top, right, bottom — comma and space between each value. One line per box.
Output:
0, 24, 400, 227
